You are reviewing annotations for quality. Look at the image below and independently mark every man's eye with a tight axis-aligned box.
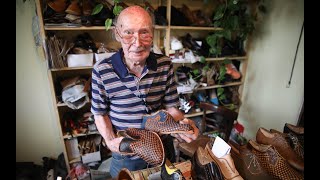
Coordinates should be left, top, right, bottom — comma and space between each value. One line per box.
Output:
124, 31, 133, 35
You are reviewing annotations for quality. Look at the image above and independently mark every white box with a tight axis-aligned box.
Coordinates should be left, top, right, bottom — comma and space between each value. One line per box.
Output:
81, 145, 101, 164
67, 53, 94, 67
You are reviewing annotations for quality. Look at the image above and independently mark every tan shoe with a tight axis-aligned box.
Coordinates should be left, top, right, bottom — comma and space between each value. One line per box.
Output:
256, 127, 304, 172
117, 128, 165, 167
249, 140, 303, 180
142, 110, 194, 134
65, 0, 81, 16
47, 0, 67, 13
205, 139, 244, 180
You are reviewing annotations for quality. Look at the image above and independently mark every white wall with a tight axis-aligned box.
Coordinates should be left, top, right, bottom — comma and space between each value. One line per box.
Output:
16, 1, 63, 164
238, 0, 304, 139
16, 0, 304, 163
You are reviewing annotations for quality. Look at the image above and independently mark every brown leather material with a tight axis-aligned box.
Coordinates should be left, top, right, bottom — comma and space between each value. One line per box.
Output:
81, 0, 93, 16
116, 168, 134, 180
225, 63, 241, 79
117, 128, 165, 167
65, 0, 81, 16
161, 159, 186, 180
248, 140, 303, 180
228, 140, 272, 180
178, 135, 211, 157
47, 0, 68, 13
283, 123, 304, 148
205, 139, 244, 180
284, 123, 304, 134
142, 110, 194, 134
256, 127, 304, 172
270, 129, 304, 160
191, 146, 223, 180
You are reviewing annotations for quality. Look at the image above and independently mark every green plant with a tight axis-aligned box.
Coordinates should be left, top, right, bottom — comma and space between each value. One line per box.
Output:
92, 0, 123, 31
206, 0, 257, 57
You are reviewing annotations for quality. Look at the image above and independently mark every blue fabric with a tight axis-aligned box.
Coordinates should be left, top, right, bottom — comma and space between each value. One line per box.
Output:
109, 152, 148, 178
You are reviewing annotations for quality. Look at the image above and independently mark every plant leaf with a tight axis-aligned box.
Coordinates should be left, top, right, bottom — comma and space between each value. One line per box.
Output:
113, 5, 123, 16
105, 19, 113, 31
92, 4, 103, 15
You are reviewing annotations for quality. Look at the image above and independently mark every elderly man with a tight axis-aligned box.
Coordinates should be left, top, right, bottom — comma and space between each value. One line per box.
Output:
91, 5, 199, 177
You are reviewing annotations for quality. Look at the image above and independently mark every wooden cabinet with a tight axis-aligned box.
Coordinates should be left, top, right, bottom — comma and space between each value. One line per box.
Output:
35, 0, 249, 171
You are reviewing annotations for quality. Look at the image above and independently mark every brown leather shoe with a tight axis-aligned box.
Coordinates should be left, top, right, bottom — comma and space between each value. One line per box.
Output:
191, 146, 223, 180
256, 127, 304, 172
228, 140, 272, 180
117, 128, 165, 167
205, 139, 244, 180
248, 140, 303, 180
142, 110, 194, 134
47, 0, 68, 13
283, 123, 304, 147
270, 129, 304, 160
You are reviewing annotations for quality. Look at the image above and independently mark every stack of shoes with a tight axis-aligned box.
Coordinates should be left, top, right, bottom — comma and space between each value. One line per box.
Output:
283, 123, 304, 148
248, 139, 303, 179
228, 139, 272, 180
256, 127, 304, 172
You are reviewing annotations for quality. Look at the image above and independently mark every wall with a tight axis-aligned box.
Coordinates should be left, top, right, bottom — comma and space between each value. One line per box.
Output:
16, 0, 304, 163
238, 0, 304, 139
16, 1, 63, 164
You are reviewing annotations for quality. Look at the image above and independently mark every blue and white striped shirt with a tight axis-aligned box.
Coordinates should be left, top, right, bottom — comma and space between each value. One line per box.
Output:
91, 48, 179, 130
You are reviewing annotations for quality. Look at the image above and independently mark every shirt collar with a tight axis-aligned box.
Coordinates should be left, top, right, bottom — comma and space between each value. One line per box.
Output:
111, 48, 158, 78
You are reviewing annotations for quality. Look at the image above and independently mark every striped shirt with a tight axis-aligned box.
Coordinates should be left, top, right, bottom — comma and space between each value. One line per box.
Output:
91, 48, 179, 130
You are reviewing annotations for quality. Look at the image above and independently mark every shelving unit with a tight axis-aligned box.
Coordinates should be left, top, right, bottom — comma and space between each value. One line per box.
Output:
35, 0, 249, 172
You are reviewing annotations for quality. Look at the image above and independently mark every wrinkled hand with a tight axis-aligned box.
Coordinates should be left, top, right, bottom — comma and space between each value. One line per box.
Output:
105, 137, 124, 153
171, 118, 199, 143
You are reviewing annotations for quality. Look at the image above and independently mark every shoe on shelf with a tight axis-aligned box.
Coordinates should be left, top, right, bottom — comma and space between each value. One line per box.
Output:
161, 158, 186, 180
283, 123, 304, 148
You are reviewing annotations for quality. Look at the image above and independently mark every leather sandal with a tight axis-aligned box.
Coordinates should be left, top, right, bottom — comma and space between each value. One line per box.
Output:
142, 109, 194, 134
117, 128, 165, 167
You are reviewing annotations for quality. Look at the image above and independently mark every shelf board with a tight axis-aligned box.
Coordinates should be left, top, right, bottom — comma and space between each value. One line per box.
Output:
50, 66, 93, 71
205, 56, 247, 61
170, 26, 222, 31
57, 99, 91, 107
63, 131, 100, 139
185, 110, 214, 118
45, 25, 168, 31
195, 81, 244, 91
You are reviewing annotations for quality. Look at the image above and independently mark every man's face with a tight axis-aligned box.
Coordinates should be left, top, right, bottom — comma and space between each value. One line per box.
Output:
115, 11, 153, 63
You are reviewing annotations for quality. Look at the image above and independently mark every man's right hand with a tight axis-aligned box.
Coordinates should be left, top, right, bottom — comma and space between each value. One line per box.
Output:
105, 136, 124, 153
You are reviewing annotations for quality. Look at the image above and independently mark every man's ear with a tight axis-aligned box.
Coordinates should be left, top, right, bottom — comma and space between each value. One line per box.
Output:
114, 29, 121, 42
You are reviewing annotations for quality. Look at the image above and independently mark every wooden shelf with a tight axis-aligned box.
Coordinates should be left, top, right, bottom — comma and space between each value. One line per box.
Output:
185, 110, 214, 118
57, 100, 91, 107
45, 25, 168, 31
172, 56, 247, 64
196, 81, 244, 91
170, 26, 222, 31
50, 66, 93, 71
63, 131, 100, 139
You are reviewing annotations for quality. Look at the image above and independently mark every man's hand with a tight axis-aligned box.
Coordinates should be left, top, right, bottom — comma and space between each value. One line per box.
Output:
105, 137, 124, 153
171, 118, 199, 143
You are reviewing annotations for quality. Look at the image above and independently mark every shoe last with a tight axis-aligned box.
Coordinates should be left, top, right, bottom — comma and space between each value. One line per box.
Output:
142, 110, 194, 134
205, 139, 244, 180
191, 146, 223, 180
117, 128, 165, 167
248, 140, 304, 180
161, 159, 185, 180
228, 140, 272, 180
256, 127, 304, 172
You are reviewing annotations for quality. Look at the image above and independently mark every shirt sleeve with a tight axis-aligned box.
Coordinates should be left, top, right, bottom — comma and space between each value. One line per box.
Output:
91, 65, 109, 115
163, 62, 180, 108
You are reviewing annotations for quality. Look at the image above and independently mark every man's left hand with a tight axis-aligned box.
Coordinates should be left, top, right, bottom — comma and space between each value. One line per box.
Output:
171, 118, 199, 143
